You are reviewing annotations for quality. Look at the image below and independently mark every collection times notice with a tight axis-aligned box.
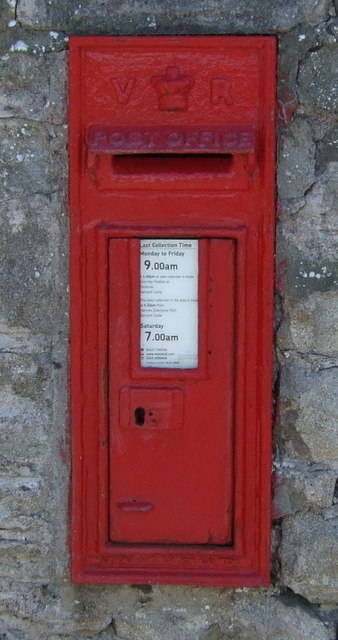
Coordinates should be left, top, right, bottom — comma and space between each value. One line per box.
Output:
140, 239, 198, 368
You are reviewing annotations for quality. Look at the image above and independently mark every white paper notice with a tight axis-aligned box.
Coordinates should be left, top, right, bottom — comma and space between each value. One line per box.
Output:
140, 239, 198, 368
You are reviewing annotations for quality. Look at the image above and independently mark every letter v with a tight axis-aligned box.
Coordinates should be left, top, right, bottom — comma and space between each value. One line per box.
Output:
111, 77, 136, 104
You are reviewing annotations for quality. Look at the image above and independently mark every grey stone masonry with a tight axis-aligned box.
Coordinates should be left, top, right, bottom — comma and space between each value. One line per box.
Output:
0, 0, 338, 638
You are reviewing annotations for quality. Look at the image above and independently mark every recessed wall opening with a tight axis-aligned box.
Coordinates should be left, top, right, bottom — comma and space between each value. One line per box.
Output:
112, 153, 233, 176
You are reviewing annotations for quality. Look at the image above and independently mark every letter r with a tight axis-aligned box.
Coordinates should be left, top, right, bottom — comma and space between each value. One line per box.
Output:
211, 78, 233, 105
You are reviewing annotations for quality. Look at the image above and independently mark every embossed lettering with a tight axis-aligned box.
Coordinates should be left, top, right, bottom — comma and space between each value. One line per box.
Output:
211, 78, 233, 105
111, 77, 136, 104
109, 132, 124, 146
167, 131, 185, 148
128, 131, 143, 147
222, 131, 239, 147
199, 131, 216, 147
87, 126, 255, 154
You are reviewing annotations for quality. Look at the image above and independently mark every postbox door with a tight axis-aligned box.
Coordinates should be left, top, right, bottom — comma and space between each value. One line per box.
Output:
109, 237, 235, 545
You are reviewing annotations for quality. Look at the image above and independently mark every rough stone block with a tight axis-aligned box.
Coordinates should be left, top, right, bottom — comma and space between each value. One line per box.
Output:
0, 353, 51, 468
278, 291, 338, 355
0, 190, 67, 334
281, 511, 338, 603
0, 351, 50, 398
0, 0, 15, 30
0, 387, 49, 467
277, 354, 338, 465
16, 0, 331, 34
273, 462, 337, 518
0, 350, 68, 586
0, 478, 54, 582
0, 27, 69, 56
0, 120, 67, 199
277, 118, 316, 199
0, 51, 67, 124
278, 26, 316, 124
0, 316, 47, 353
0, 581, 333, 639
93, 586, 332, 640
298, 44, 338, 115
0, 581, 118, 637
277, 173, 338, 298
316, 124, 338, 174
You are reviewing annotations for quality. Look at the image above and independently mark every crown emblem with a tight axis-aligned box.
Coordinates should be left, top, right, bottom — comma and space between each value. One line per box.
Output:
151, 66, 195, 111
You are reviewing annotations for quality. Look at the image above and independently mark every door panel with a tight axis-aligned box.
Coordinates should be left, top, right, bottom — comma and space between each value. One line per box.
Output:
109, 237, 235, 544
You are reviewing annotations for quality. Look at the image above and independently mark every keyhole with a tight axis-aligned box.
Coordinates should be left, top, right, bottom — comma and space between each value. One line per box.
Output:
134, 407, 145, 426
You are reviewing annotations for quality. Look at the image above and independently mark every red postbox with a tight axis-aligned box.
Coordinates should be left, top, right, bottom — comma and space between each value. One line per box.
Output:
70, 36, 276, 585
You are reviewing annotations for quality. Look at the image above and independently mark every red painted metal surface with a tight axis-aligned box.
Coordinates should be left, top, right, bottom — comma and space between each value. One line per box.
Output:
70, 36, 276, 586
109, 237, 234, 545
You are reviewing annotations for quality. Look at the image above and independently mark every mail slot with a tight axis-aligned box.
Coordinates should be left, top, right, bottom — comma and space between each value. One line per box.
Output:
70, 36, 276, 586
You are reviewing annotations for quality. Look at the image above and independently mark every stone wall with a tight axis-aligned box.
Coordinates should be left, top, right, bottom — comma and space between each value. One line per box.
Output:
0, 0, 338, 638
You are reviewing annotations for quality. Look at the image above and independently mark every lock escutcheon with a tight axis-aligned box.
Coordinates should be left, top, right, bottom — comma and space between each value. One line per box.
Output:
120, 387, 183, 430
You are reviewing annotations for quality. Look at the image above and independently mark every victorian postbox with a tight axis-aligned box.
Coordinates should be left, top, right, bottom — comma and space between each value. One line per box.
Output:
70, 36, 276, 585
